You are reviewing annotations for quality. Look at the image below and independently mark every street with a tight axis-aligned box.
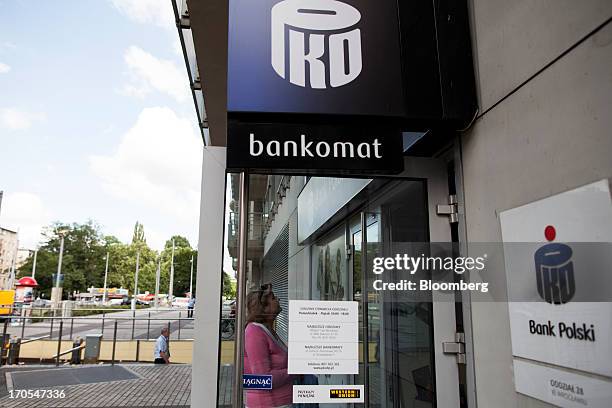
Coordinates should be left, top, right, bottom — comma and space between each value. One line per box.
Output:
4, 308, 195, 341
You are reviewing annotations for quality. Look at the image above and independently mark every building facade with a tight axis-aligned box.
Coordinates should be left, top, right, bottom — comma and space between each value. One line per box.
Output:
174, 0, 612, 407
0, 227, 18, 289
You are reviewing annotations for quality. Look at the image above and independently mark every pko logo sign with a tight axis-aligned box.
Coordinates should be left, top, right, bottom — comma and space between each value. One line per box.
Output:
243, 374, 273, 390
534, 225, 575, 304
271, 0, 362, 89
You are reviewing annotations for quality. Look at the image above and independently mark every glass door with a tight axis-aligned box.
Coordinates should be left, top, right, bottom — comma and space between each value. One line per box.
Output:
220, 159, 462, 408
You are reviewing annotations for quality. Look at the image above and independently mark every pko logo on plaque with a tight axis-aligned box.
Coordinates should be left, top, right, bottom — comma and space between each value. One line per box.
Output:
271, 0, 362, 89
227, 0, 405, 117
534, 225, 575, 304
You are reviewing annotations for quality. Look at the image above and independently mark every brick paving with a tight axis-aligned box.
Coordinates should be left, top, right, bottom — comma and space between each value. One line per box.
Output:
0, 364, 191, 407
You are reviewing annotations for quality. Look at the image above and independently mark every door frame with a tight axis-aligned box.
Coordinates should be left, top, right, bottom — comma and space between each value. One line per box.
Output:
347, 156, 462, 408
394, 156, 462, 408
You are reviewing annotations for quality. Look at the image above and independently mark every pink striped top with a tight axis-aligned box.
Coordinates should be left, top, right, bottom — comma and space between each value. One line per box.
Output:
244, 322, 294, 408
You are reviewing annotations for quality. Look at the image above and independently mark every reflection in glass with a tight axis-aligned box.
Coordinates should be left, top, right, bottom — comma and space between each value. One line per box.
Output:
217, 175, 438, 408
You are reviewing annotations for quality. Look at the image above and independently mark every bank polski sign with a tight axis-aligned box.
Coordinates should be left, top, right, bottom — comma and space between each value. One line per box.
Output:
500, 179, 612, 407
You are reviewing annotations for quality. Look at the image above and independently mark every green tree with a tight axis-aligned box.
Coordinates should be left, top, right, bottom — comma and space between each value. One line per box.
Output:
222, 271, 236, 299
161, 236, 197, 297
17, 221, 109, 299
132, 221, 146, 244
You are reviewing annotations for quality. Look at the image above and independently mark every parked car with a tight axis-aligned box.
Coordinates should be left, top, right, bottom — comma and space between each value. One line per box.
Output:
32, 298, 52, 308
172, 297, 189, 308
108, 298, 123, 306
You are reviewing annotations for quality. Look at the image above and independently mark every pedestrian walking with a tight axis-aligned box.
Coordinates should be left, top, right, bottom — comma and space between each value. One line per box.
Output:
154, 327, 170, 364
187, 296, 196, 318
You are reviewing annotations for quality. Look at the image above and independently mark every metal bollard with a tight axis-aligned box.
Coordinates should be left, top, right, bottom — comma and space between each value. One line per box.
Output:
131, 310, 136, 340
147, 312, 151, 340
111, 320, 118, 366
1, 319, 8, 366
7, 337, 21, 365
83, 334, 102, 364
71, 338, 83, 364
55, 321, 64, 367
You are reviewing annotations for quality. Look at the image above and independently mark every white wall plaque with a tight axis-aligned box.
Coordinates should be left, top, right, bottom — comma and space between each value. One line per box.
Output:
514, 360, 612, 408
500, 179, 612, 402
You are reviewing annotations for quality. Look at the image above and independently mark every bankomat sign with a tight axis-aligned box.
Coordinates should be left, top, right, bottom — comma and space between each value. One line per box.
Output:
228, 0, 405, 117
271, 0, 362, 89
227, 0, 406, 174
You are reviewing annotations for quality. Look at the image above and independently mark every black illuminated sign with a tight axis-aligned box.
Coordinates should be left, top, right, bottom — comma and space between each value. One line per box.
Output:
227, 121, 403, 175
330, 389, 361, 399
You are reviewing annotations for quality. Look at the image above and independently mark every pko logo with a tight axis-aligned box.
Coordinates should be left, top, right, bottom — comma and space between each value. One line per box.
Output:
271, 0, 363, 89
534, 225, 575, 304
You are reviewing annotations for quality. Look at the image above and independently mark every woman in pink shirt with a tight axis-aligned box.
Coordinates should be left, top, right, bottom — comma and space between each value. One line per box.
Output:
244, 283, 294, 408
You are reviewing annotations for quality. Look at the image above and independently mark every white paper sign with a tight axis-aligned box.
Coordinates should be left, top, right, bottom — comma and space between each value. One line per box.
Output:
514, 360, 612, 408
288, 300, 359, 374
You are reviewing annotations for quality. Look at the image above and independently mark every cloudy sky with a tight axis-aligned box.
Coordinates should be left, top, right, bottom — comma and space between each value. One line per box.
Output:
0, 0, 203, 251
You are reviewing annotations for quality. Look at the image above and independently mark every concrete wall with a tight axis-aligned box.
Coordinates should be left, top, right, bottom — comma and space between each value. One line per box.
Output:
191, 147, 227, 408
463, 1, 612, 405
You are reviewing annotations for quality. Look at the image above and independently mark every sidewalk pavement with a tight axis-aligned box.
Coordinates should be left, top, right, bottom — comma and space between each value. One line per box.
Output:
0, 364, 191, 408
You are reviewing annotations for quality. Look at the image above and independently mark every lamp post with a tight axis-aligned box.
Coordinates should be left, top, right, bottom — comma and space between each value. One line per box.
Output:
154, 256, 161, 309
189, 254, 194, 297
31, 249, 38, 280
168, 240, 175, 305
52, 229, 69, 310
55, 234, 65, 289
132, 250, 140, 311
102, 252, 110, 304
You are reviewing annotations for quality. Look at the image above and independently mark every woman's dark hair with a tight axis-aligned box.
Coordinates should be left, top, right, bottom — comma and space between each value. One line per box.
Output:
246, 283, 275, 323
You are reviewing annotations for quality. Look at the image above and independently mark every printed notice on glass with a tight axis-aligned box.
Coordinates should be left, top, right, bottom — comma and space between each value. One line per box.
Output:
288, 300, 359, 374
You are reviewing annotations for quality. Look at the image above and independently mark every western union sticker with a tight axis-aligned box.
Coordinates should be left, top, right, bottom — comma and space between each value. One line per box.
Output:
293, 385, 364, 404
330, 389, 360, 399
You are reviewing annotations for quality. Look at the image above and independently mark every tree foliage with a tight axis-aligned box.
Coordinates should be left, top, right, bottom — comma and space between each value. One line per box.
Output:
160, 236, 197, 297
17, 222, 197, 300
222, 271, 236, 299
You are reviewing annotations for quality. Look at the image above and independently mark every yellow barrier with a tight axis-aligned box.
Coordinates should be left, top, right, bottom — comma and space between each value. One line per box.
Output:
16, 339, 376, 365
0, 290, 15, 315
18, 339, 194, 364
20, 340, 73, 362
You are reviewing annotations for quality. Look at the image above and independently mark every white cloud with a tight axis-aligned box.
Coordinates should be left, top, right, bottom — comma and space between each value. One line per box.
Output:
0, 192, 50, 249
0, 108, 46, 130
89, 107, 202, 247
121, 46, 190, 103
0, 63, 10, 74
110, 0, 175, 29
